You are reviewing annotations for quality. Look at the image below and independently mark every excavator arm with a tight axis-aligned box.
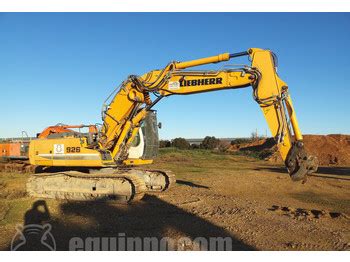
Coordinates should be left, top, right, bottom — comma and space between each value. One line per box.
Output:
100, 48, 318, 181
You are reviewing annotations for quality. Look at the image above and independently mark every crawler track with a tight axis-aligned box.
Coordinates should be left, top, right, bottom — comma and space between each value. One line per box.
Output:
27, 168, 176, 203
27, 171, 147, 203
90, 168, 176, 192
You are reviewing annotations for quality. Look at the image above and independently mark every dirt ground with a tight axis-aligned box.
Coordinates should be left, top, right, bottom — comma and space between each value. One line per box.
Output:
228, 134, 350, 166
0, 149, 349, 251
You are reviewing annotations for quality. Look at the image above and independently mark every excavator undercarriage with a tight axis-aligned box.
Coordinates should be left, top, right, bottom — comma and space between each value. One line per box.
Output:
27, 168, 175, 203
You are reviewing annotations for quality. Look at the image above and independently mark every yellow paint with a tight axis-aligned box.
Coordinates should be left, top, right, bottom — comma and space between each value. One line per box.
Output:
158, 71, 252, 96
123, 159, 153, 165
30, 137, 115, 167
175, 53, 230, 69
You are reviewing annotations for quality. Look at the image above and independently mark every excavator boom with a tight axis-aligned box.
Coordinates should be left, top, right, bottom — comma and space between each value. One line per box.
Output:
100, 48, 318, 181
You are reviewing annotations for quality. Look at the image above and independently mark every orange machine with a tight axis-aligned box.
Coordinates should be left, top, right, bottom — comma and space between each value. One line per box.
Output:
37, 124, 98, 139
0, 141, 30, 160
0, 143, 10, 158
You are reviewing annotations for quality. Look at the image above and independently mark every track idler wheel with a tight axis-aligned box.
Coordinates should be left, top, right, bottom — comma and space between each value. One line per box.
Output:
113, 169, 176, 192
141, 170, 176, 192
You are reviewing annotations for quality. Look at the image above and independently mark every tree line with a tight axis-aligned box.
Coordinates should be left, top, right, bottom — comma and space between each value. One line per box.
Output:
163, 136, 222, 150
160, 136, 225, 150
160, 135, 266, 150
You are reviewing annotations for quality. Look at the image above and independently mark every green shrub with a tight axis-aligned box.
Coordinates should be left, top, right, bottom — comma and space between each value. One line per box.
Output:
200, 136, 220, 150
159, 140, 171, 148
171, 137, 190, 150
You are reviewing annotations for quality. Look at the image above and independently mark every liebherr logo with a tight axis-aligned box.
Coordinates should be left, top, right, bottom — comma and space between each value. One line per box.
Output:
179, 77, 223, 87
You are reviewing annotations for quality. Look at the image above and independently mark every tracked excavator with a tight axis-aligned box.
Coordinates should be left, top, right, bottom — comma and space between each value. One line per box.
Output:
27, 48, 318, 203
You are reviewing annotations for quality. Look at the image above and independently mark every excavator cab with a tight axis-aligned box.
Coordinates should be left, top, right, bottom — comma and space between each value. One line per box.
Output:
128, 111, 160, 160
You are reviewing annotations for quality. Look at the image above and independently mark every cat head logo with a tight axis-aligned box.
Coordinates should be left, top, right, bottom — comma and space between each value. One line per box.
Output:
11, 224, 56, 251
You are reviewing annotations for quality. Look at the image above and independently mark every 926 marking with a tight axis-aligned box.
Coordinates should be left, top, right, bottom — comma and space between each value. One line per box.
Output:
66, 147, 81, 153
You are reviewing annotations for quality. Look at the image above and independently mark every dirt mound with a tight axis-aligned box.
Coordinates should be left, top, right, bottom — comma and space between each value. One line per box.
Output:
230, 138, 276, 152
228, 134, 350, 166
303, 135, 350, 166
228, 138, 278, 160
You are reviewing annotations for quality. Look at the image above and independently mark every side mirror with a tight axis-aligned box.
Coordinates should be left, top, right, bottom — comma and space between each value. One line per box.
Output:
158, 122, 162, 129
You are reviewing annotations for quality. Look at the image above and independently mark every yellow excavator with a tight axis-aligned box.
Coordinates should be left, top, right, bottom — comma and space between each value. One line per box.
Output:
27, 48, 318, 203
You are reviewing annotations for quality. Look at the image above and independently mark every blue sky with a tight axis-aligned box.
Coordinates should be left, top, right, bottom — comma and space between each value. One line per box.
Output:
0, 13, 349, 139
